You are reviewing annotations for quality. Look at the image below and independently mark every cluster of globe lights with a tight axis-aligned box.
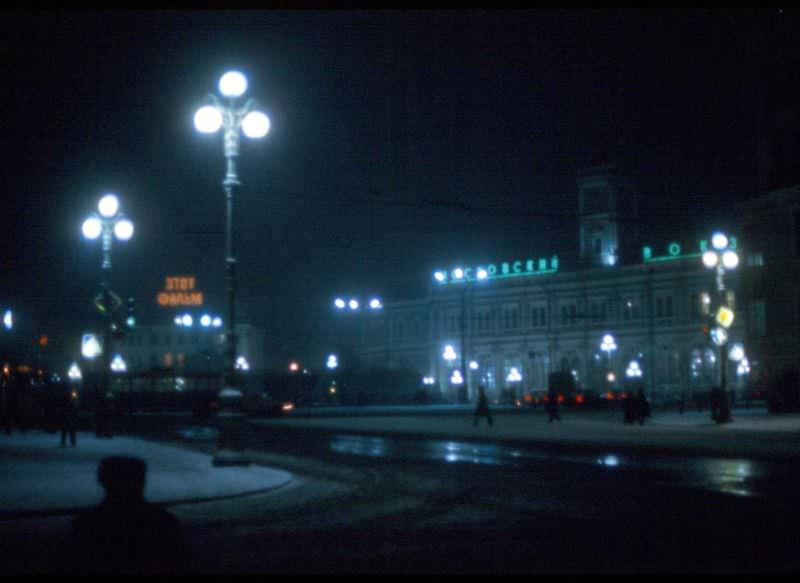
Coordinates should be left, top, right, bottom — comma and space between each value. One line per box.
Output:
110, 354, 127, 373
334, 297, 383, 310
193, 71, 271, 138
174, 313, 223, 328
702, 232, 739, 270
326, 354, 338, 370
626, 360, 643, 378
81, 194, 134, 242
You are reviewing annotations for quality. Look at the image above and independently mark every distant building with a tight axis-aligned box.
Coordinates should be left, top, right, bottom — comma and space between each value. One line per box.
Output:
117, 322, 266, 375
360, 164, 745, 404
738, 185, 800, 381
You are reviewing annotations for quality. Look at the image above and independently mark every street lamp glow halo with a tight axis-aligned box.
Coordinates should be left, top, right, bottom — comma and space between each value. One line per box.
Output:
702, 250, 719, 268
194, 105, 223, 133
242, 110, 270, 138
722, 250, 739, 269
334, 298, 346, 309
114, 218, 134, 241
82, 217, 102, 240
219, 71, 248, 97
711, 232, 728, 251
98, 194, 119, 218
349, 299, 359, 310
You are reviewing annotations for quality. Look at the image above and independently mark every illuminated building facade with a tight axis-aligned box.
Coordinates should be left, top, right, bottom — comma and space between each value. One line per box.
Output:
362, 164, 746, 403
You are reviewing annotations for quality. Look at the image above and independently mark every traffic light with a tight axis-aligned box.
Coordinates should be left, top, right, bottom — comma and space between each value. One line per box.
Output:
125, 297, 136, 329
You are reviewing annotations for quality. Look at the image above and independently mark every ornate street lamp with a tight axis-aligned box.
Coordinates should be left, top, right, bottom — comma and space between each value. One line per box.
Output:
194, 70, 270, 392
702, 231, 739, 423
82, 193, 133, 434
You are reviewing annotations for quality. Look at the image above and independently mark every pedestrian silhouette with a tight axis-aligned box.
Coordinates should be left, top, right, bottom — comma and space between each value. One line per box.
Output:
710, 387, 721, 421
546, 390, 561, 423
72, 456, 190, 574
57, 383, 79, 447
473, 385, 493, 427
623, 392, 637, 425
635, 389, 650, 426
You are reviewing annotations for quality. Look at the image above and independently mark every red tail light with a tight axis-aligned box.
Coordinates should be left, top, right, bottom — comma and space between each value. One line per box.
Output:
575, 394, 585, 404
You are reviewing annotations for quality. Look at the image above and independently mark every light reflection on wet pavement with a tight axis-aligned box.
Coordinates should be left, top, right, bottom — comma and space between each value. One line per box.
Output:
328, 434, 782, 498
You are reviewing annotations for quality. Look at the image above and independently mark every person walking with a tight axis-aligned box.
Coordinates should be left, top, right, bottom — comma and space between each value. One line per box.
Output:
546, 389, 561, 423
57, 382, 79, 447
635, 389, 650, 426
473, 385, 493, 427
623, 392, 637, 425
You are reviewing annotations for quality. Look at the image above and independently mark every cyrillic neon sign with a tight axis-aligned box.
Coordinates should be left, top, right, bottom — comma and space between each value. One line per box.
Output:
434, 256, 559, 284
156, 276, 204, 307
642, 238, 737, 263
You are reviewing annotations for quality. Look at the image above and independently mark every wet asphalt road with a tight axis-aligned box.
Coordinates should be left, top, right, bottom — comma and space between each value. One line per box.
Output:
4, 413, 800, 573
139, 416, 800, 573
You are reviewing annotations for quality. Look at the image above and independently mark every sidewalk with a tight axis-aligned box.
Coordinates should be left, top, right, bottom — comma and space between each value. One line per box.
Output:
255, 406, 800, 460
0, 431, 292, 518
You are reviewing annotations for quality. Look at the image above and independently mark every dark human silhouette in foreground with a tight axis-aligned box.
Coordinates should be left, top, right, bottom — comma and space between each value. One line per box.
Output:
72, 456, 190, 574
473, 385, 493, 426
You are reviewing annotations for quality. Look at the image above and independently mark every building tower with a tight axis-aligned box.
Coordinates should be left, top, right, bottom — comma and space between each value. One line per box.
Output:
577, 161, 639, 267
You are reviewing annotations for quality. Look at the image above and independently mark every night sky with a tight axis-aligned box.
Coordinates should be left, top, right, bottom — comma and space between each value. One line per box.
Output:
1, 8, 798, 368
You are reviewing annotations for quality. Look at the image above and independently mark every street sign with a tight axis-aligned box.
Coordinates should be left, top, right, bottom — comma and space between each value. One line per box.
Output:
94, 291, 123, 315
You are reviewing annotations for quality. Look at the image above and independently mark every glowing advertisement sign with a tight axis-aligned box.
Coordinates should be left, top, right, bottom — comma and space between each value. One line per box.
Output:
156, 276, 204, 307
434, 256, 559, 284
642, 238, 737, 264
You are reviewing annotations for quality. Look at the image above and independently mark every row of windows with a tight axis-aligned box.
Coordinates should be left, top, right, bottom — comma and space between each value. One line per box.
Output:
398, 291, 743, 337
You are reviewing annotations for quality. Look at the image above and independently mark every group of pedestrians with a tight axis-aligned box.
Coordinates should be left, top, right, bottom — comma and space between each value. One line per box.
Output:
1, 374, 81, 446
472, 385, 652, 426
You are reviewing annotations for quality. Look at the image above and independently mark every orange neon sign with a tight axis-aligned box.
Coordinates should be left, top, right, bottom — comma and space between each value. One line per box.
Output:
157, 276, 204, 307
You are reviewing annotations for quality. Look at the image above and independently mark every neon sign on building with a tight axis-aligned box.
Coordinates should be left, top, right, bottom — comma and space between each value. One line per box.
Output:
434, 256, 559, 284
642, 238, 737, 264
156, 276, 204, 307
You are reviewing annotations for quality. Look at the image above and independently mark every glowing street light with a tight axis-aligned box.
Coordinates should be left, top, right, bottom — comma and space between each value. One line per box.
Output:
326, 354, 338, 370
194, 70, 270, 392
702, 231, 739, 424
3, 309, 11, 331
442, 344, 457, 362
235, 355, 250, 372
625, 360, 642, 378
110, 354, 127, 373
334, 298, 346, 309
506, 367, 522, 383
68, 362, 82, 382
82, 193, 133, 416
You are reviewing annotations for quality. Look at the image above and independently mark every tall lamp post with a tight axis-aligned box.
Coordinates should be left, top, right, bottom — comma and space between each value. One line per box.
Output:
82, 193, 134, 431
600, 333, 617, 390
702, 231, 739, 424
434, 266, 488, 402
194, 70, 270, 391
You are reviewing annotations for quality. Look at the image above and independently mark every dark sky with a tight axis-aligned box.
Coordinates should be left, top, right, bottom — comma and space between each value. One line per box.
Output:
1, 8, 798, 368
